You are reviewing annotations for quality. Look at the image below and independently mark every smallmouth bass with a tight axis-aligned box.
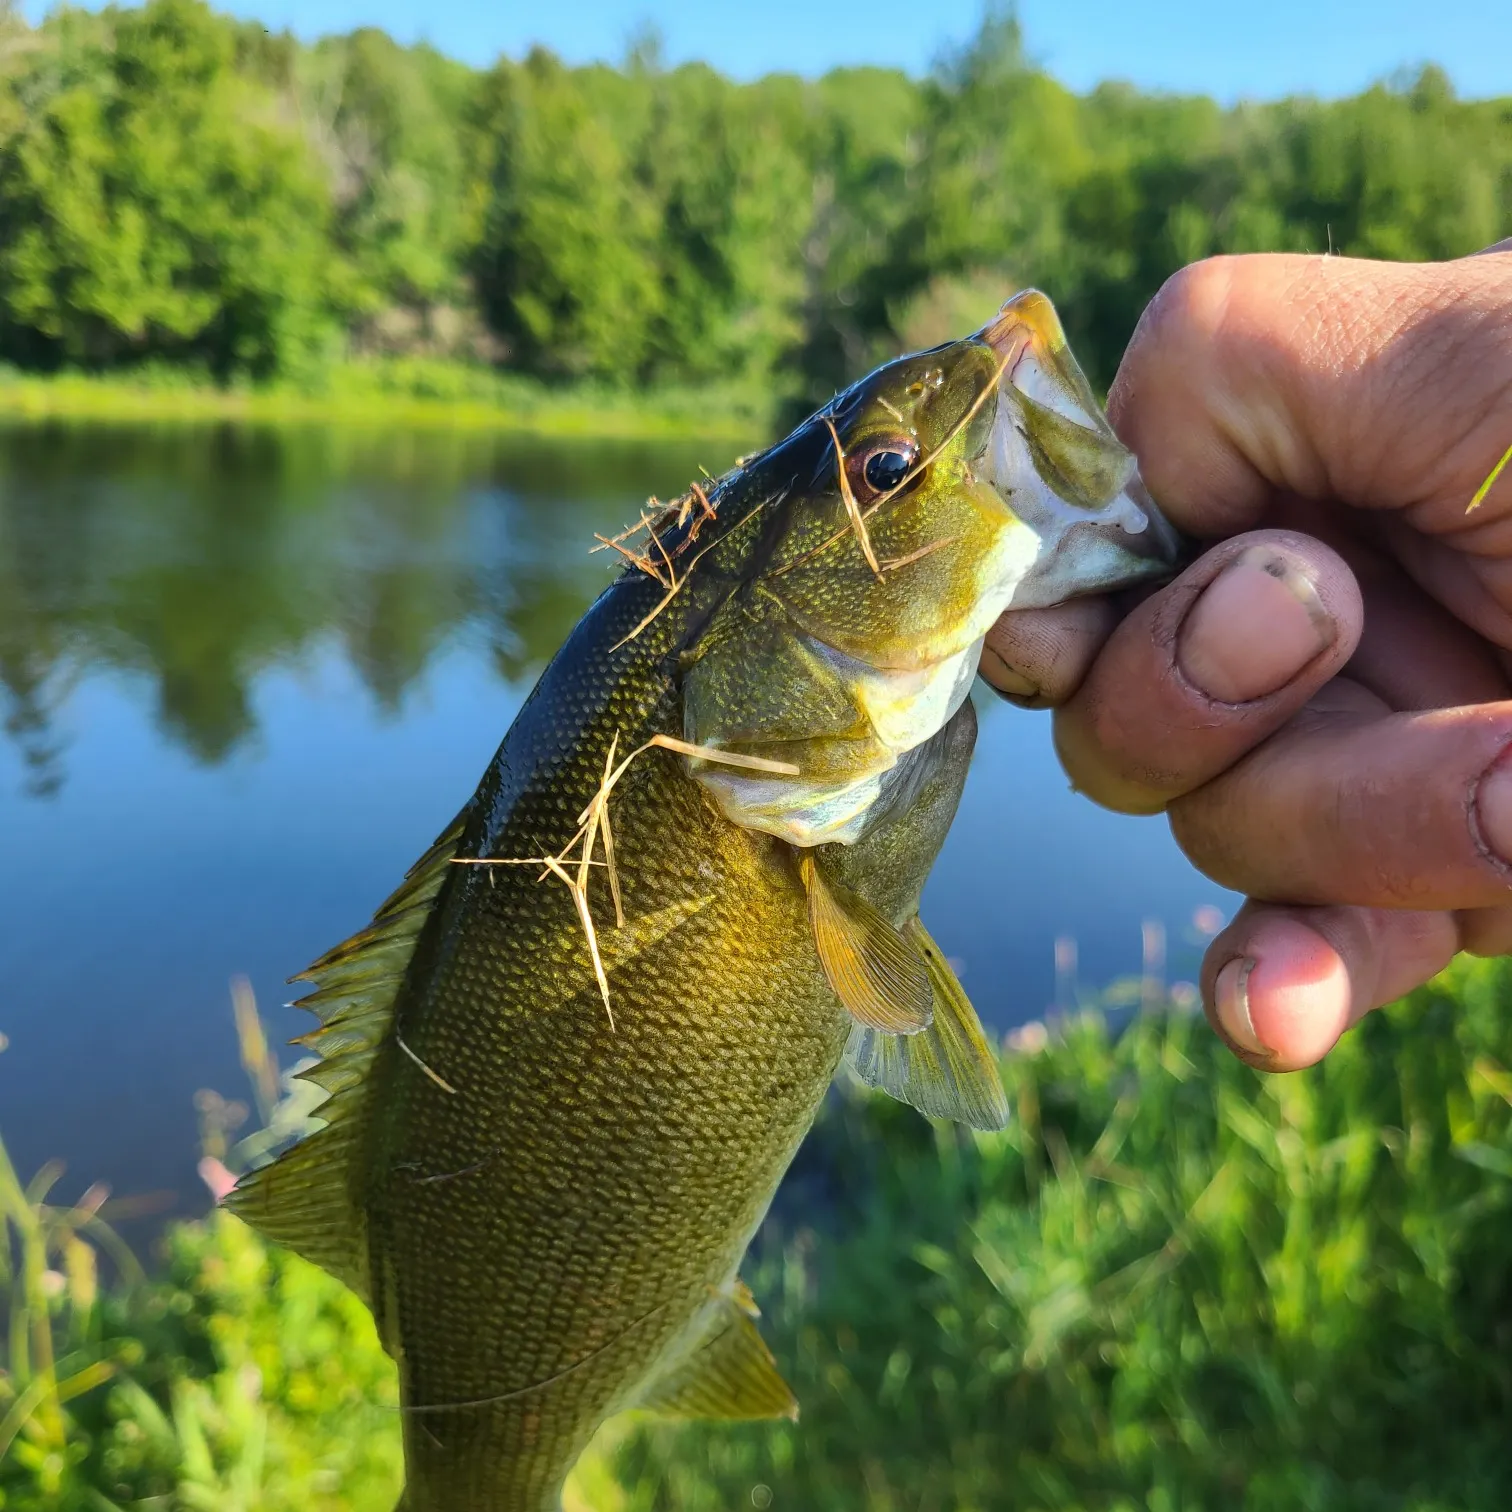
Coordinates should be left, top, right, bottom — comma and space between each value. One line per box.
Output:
230, 292, 1180, 1510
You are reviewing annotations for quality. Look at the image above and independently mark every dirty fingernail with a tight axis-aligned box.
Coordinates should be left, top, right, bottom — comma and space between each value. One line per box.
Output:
1213, 956, 1268, 1061
1473, 747, 1512, 865
1179, 547, 1334, 703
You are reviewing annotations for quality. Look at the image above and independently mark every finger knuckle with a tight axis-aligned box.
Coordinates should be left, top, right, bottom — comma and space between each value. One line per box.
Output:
1132, 257, 1245, 356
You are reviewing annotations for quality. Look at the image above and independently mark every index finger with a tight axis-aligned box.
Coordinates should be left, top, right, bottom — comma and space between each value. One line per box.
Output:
1107, 252, 1512, 539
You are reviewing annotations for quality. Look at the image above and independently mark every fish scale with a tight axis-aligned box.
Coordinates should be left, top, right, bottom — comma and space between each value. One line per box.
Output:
229, 290, 1181, 1510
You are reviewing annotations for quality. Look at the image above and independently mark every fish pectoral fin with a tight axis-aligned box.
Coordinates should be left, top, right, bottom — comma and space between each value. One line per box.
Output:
844, 917, 1010, 1131
799, 854, 933, 1034
635, 1290, 798, 1422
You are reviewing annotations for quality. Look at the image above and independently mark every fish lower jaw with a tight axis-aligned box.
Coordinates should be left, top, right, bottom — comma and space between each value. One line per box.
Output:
690, 636, 982, 848
696, 765, 885, 847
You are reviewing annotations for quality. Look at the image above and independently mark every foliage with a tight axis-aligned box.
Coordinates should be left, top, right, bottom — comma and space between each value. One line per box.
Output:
0, 0, 340, 378
1, 3, 1508, 395
0, 1189, 402, 1509
5, 957, 1512, 1507
296, 29, 482, 323
0, 1126, 143, 1508
0, 356, 770, 433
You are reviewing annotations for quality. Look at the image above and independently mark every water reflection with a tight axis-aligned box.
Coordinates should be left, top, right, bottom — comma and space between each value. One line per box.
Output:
0, 421, 719, 787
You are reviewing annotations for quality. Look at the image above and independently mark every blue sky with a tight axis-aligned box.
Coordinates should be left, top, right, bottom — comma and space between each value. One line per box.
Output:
19, 0, 1512, 100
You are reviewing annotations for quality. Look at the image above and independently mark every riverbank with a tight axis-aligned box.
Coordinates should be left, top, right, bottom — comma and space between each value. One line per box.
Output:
4, 956, 1511, 1506
0, 360, 774, 442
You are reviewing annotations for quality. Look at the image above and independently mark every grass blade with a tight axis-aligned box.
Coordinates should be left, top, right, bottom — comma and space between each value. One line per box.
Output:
1468, 438, 1512, 512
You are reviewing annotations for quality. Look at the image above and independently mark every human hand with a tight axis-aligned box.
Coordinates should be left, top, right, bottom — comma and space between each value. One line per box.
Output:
982, 248, 1512, 1071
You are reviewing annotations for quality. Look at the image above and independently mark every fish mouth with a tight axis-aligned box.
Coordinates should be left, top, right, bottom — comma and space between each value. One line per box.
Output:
686, 293, 1187, 851
976, 291, 1184, 608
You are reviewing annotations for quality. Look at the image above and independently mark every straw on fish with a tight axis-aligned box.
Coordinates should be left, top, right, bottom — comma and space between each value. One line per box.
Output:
454, 734, 799, 1026
825, 415, 883, 580
609, 500, 771, 649
593, 477, 721, 583
603, 339, 1021, 653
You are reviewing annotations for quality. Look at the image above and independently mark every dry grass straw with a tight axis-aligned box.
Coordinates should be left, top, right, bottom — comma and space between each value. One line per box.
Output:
453, 733, 798, 1026
824, 415, 884, 579
592, 480, 720, 586
591, 472, 770, 650
593, 330, 1017, 644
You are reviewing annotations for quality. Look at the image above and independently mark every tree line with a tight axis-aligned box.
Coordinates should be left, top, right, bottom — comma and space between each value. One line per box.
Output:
0, 0, 1507, 408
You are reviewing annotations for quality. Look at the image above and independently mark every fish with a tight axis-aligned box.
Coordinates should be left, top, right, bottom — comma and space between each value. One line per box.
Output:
228, 290, 1180, 1511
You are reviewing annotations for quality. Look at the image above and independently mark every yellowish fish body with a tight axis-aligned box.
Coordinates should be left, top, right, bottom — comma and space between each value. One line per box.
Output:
230, 294, 1178, 1510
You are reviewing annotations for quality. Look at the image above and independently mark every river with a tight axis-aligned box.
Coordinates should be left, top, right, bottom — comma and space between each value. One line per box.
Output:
0, 418, 1233, 1224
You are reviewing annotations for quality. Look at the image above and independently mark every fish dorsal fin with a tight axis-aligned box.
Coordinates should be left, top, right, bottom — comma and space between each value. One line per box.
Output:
845, 918, 1010, 1131
225, 809, 467, 1300
799, 855, 932, 1035
636, 1285, 798, 1422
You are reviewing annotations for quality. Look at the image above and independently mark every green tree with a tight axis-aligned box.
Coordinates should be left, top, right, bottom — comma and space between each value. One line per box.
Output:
784, 64, 925, 409
0, 1, 1508, 400
633, 62, 810, 389
297, 29, 482, 325
472, 50, 663, 380
0, 0, 338, 376
1273, 69, 1507, 263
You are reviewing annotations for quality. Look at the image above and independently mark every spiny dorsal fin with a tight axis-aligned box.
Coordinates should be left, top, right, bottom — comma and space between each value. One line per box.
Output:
845, 917, 1010, 1131
799, 854, 932, 1035
225, 809, 468, 1299
636, 1285, 798, 1422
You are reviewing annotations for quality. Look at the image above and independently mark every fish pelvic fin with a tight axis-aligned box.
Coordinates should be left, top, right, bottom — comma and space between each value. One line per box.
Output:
845, 917, 1010, 1131
635, 1284, 798, 1423
799, 854, 932, 1035
225, 808, 468, 1299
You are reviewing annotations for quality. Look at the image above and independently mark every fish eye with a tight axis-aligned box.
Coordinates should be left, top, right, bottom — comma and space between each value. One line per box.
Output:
863, 448, 913, 494
848, 438, 921, 504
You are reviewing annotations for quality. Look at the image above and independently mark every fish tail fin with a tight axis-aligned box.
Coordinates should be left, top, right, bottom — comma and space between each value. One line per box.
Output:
225, 810, 468, 1299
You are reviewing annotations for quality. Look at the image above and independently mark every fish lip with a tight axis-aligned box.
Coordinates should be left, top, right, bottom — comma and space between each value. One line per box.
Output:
976, 289, 1075, 396
975, 290, 1186, 601
1111, 479, 1187, 576
977, 301, 1039, 371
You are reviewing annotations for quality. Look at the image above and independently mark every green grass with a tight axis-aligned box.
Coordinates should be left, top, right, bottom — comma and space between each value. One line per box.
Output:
614, 958, 1512, 1511
0, 360, 772, 442
4, 957, 1512, 1509
1469, 439, 1512, 512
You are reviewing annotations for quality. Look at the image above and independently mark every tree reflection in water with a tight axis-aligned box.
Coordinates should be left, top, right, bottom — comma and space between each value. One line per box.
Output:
0, 420, 732, 791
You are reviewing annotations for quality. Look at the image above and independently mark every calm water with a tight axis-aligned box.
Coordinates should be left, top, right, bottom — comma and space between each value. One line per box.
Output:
0, 420, 1233, 1221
